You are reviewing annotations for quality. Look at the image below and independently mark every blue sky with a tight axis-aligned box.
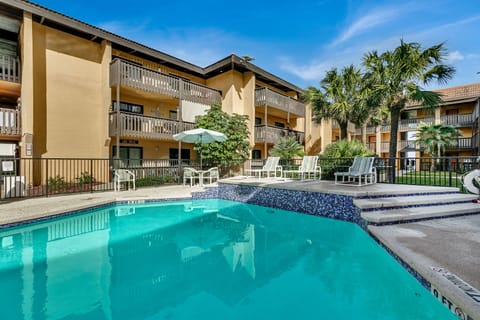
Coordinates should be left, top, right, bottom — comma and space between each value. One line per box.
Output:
33, 0, 480, 89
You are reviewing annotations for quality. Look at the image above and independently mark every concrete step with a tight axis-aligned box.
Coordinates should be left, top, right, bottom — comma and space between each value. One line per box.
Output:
361, 202, 480, 224
354, 193, 478, 210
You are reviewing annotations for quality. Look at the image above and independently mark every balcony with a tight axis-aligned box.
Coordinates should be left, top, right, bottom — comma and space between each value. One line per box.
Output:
110, 59, 221, 105
332, 120, 356, 132
446, 137, 472, 150
0, 108, 21, 136
441, 113, 474, 126
109, 112, 195, 140
254, 125, 305, 145
255, 87, 305, 117
398, 117, 434, 131
0, 55, 20, 83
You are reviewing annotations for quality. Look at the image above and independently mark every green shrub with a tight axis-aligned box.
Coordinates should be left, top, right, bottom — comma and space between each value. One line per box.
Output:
135, 175, 176, 187
48, 175, 67, 191
76, 171, 95, 186
319, 140, 376, 180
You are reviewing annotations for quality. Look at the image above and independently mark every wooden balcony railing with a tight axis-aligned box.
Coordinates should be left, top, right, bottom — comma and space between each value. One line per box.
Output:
110, 59, 221, 105
255, 87, 305, 117
332, 120, 356, 132
109, 112, 195, 140
446, 137, 472, 150
441, 113, 474, 126
254, 125, 305, 145
0, 108, 21, 135
377, 138, 473, 153
0, 55, 20, 83
398, 117, 434, 131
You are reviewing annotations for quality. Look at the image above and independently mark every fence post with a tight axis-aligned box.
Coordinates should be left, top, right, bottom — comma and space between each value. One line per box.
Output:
45, 158, 48, 197
90, 159, 93, 193
448, 158, 452, 187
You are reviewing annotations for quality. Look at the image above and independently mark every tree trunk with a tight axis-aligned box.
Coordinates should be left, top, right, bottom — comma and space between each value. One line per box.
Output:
361, 124, 367, 144
389, 108, 401, 183
340, 123, 348, 140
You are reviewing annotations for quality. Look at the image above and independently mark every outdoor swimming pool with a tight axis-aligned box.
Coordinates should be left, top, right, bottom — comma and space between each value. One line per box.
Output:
0, 199, 455, 320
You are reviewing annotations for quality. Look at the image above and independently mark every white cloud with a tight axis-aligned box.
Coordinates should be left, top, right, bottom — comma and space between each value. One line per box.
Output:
330, 4, 417, 47
446, 51, 464, 62
279, 58, 327, 81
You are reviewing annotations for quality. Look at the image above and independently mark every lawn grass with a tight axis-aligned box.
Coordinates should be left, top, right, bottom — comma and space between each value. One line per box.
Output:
396, 171, 463, 187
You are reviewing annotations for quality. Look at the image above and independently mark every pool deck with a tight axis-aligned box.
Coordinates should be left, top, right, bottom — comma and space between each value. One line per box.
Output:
0, 179, 479, 318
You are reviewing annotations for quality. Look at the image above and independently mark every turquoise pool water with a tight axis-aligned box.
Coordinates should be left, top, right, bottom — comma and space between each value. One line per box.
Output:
0, 199, 455, 320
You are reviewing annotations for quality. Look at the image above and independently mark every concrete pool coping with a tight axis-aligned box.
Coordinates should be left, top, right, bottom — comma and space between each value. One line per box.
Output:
0, 180, 479, 318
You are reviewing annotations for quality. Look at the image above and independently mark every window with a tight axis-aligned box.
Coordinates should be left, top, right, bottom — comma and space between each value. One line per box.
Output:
112, 146, 142, 168
275, 122, 285, 128
255, 117, 262, 125
169, 111, 178, 120
112, 101, 144, 114
169, 148, 191, 161
252, 150, 262, 159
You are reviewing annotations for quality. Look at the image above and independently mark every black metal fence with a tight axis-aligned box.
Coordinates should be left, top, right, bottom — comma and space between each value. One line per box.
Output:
0, 156, 478, 200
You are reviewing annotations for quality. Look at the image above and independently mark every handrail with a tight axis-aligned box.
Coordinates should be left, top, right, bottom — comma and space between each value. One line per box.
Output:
0, 55, 20, 83
110, 59, 221, 105
0, 107, 21, 135
109, 112, 195, 140
255, 87, 305, 117
254, 125, 305, 145
441, 113, 474, 125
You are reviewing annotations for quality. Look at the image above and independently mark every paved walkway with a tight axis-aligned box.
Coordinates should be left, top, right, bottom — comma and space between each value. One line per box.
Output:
370, 216, 480, 318
0, 185, 205, 227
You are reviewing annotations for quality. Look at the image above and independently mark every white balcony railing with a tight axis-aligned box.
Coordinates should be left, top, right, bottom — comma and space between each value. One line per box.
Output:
109, 113, 195, 140
0, 108, 21, 135
255, 87, 305, 117
110, 59, 221, 105
254, 125, 305, 145
0, 55, 20, 83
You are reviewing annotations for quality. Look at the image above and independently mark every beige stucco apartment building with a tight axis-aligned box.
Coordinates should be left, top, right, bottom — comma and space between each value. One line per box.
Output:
0, 0, 325, 166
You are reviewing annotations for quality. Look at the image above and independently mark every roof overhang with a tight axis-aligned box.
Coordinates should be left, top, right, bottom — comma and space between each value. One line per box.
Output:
0, 0, 304, 93
405, 97, 479, 110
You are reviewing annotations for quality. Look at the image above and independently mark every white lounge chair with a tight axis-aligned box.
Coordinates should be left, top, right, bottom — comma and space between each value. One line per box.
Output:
114, 169, 135, 191
183, 167, 199, 187
283, 156, 321, 180
246, 156, 282, 178
203, 167, 219, 185
334, 157, 376, 186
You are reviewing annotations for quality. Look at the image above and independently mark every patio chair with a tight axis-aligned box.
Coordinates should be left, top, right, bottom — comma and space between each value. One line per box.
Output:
114, 169, 136, 191
183, 167, 200, 187
245, 156, 282, 178
334, 157, 376, 186
283, 156, 321, 180
203, 167, 219, 185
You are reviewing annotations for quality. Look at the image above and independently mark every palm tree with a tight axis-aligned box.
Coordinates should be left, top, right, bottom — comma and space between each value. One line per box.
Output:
305, 65, 369, 140
415, 123, 462, 171
363, 40, 455, 182
269, 136, 304, 160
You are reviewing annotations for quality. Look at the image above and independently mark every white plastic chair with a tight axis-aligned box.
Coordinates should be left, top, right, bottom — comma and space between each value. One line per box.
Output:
114, 169, 135, 191
283, 156, 321, 180
334, 157, 376, 186
183, 167, 199, 187
203, 167, 219, 185
246, 157, 282, 178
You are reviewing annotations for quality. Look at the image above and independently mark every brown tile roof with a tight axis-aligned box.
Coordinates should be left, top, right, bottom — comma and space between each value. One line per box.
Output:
433, 83, 480, 102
